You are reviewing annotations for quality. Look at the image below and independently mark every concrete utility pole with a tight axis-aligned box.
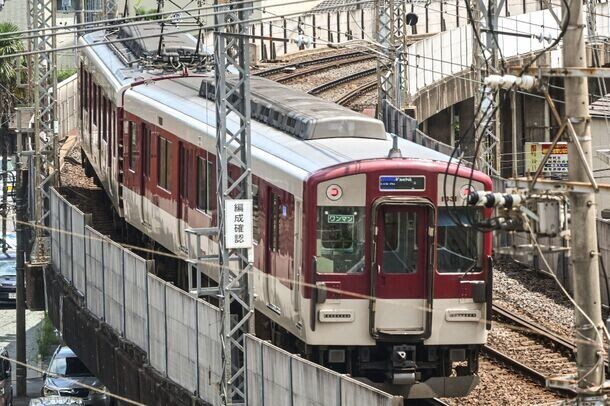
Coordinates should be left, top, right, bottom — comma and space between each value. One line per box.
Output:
562, 0, 605, 395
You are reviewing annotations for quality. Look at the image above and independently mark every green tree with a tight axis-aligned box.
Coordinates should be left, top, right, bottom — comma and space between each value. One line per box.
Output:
0, 23, 24, 121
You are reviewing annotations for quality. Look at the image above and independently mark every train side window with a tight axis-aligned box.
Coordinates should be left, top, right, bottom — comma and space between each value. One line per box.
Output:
128, 122, 137, 170
102, 97, 107, 142
111, 107, 116, 158
142, 124, 150, 177
270, 193, 280, 252
158, 136, 171, 191
179, 145, 187, 199
252, 183, 260, 243
92, 85, 97, 127
196, 155, 211, 212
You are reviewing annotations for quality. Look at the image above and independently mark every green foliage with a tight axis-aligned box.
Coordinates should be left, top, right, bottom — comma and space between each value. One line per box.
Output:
134, 6, 159, 20
37, 315, 60, 359
58, 69, 77, 83
0, 22, 23, 84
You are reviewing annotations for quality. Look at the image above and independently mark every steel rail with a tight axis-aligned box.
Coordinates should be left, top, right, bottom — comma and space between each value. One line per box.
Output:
335, 80, 377, 106
270, 54, 375, 83
254, 51, 372, 78
307, 68, 376, 95
482, 345, 549, 386
493, 304, 575, 352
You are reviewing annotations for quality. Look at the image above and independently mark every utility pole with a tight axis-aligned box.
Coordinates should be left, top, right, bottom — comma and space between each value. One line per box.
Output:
214, 0, 253, 404
562, 0, 605, 395
375, 0, 407, 113
471, 0, 502, 176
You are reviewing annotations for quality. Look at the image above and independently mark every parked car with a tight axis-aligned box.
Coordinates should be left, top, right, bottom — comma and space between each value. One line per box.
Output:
0, 347, 12, 406
0, 233, 16, 305
29, 396, 83, 406
42, 347, 112, 406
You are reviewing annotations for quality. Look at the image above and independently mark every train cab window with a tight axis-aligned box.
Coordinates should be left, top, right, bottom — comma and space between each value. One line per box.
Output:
128, 122, 137, 170
158, 136, 171, 190
437, 207, 483, 273
142, 124, 150, 177
196, 156, 212, 212
381, 211, 418, 274
316, 206, 365, 273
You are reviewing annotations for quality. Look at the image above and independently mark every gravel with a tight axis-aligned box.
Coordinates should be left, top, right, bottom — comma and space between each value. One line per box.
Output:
445, 356, 563, 405
494, 260, 574, 338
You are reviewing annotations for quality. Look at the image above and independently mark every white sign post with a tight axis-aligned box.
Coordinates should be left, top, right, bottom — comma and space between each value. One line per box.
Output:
225, 199, 253, 249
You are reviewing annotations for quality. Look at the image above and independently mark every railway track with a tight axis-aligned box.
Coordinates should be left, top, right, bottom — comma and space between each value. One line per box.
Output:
255, 50, 369, 77
335, 80, 377, 106
307, 68, 376, 95
484, 303, 577, 394
258, 53, 375, 83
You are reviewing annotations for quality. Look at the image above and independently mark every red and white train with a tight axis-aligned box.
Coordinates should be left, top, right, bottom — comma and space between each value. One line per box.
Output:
78, 23, 493, 398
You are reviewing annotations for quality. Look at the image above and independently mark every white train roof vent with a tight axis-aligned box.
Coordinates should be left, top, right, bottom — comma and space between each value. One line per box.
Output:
199, 76, 387, 141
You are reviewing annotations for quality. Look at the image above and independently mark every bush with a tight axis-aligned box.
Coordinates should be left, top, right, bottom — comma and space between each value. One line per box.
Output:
58, 69, 77, 83
37, 315, 60, 359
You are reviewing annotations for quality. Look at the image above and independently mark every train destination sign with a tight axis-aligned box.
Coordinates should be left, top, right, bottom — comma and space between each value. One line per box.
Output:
225, 199, 253, 249
379, 175, 426, 191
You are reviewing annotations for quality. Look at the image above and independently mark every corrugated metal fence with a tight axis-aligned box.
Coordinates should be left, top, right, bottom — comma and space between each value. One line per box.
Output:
381, 100, 454, 156
49, 188, 403, 405
57, 74, 79, 137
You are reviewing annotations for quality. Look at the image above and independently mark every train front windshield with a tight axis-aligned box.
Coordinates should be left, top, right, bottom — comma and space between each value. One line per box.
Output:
437, 207, 483, 273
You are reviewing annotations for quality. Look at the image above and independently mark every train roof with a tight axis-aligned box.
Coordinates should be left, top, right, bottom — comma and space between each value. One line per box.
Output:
200, 76, 387, 141
80, 30, 453, 184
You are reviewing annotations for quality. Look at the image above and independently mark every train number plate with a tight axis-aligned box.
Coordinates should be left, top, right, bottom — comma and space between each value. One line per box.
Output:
379, 175, 426, 191
8, 293, 15, 299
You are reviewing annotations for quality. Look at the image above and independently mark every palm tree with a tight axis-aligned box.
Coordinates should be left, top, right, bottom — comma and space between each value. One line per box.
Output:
0, 22, 24, 127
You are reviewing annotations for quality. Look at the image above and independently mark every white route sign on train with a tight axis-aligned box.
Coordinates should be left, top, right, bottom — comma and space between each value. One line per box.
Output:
225, 199, 253, 249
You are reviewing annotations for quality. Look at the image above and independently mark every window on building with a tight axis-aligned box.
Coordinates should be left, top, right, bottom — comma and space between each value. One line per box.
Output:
129, 122, 137, 170
158, 136, 171, 190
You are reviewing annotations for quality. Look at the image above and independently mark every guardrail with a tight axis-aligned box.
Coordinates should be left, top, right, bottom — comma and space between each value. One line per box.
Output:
49, 187, 404, 405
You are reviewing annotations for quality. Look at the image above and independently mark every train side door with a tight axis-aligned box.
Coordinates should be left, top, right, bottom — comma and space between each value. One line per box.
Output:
371, 203, 432, 337
265, 190, 281, 312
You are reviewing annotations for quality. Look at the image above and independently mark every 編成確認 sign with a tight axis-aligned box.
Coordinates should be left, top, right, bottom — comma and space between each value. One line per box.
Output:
525, 142, 568, 175
225, 199, 253, 249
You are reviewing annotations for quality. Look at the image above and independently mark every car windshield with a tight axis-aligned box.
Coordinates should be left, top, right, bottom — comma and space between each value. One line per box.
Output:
0, 260, 15, 277
49, 356, 92, 377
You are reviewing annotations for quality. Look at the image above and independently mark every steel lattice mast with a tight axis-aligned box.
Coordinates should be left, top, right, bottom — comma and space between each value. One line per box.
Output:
471, 0, 502, 176
214, 0, 253, 404
375, 0, 408, 112
30, 0, 58, 261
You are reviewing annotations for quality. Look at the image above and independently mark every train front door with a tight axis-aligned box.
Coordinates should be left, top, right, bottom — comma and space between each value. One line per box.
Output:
371, 201, 432, 337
